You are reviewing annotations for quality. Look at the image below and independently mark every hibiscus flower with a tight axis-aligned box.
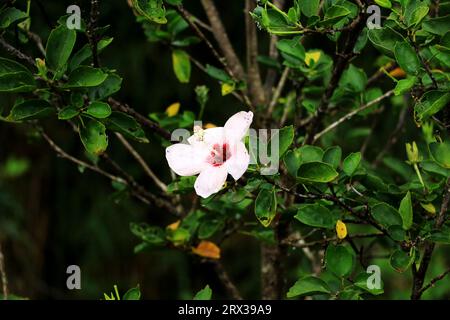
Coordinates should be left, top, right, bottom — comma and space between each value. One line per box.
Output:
165, 111, 253, 198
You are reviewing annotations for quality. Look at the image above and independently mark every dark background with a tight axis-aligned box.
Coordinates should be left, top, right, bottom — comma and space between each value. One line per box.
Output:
0, 0, 448, 299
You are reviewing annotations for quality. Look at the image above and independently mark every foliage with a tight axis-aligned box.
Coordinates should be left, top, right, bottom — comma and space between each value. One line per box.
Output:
0, 0, 449, 300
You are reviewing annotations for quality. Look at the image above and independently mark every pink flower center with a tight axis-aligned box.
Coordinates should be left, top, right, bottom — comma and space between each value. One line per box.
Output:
207, 143, 231, 167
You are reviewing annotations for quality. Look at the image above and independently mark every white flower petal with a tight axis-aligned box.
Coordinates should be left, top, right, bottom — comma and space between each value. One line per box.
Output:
226, 141, 250, 180
224, 111, 253, 142
194, 165, 228, 198
166, 143, 206, 176
203, 127, 226, 144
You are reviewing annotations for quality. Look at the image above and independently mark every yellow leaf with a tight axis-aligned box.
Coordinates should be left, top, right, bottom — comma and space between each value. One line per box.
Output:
389, 67, 406, 79
165, 102, 180, 117
221, 82, 235, 96
420, 202, 436, 215
336, 220, 347, 240
305, 51, 321, 67
204, 123, 217, 129
167, 220, 181, 231
192, 241, 221, 259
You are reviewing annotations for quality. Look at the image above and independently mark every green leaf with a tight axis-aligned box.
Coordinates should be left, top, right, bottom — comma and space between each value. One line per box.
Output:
46, 25, 77, 72
287, 276, 330, 298
79, 117, 108, 155
193, 285, 212, 300
321, 5, 351, 27
85, 101, 112, 119
64, 66, 108, 88
323, 146, 342, 169
284, 149, 301, 177
340, 65, 367, 92
205, 64, 232, 83
295, 203, 337, 229
390, 249, 415, 273
342, 152, 361, 176
371, 203, 402, 228
354, 272, 384, 295
0, 58, 36, 92
69, 37, 114, 71
298, 145, 324, 163
297, 0, 320, 17
399, 191, 413, 230
394, 41, 420, 74
325, 244, 355, 277
394, 76, 417, 96
122, 286, 141, 300
0, 72, 36, 92
198, 218, 224, 239
7, 100, 54, 121
429, 227, 450, 244
130, 222, 166, 246
58, 106, 80, 120
0, 7, 28, 29
406, 5, 429, 27
368, 27, 404, 57
105, 112, 149, 143
88, 73, 123, 100
375, 0, 392, 9
275, 125, 294, 157
276, 37, 305, 67
132, 0, 167, 24
429, 140, 450, 168
297, 161, 338, 183
414, 91, 450, 123
423, 15, 450, 36
172, 49, 191, 83
255, 188, 277, 227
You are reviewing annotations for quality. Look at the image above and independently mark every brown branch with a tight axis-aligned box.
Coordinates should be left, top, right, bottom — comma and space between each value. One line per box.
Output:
245, 0, 266, 106
267, 67, 289, 116
200, 0, 245, 80
108, 98, 172, 140
313, 90, 394, 143
419, 268, 450, 296
264, 0, 285, 96
411, 178, 450, 299
0, 243, 8, 300
213, 261, 243, 300
114, 132, 167, 192
304, 11, 366, 144
87, 0, 100, 68
175, 5, 254, 111
41, 130, 127, 185
281, 233, 385, 248
0, 35, 36, 67
101, 154, 182, 217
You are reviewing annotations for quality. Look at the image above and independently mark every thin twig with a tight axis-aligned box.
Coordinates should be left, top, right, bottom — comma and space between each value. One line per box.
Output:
281, 233, 385, 248
0, 243, 8, 300
313, 90, 394, 143
175, 5, 254, 111
304, 10, 366, 144
0, 35, 35, 67
373, 104, 408, 167
108, 98, 172, 140
213, 261, 243, 300
200, 0, 245, 80
114, 133, 167, 192
87, 0, 100, 67
418, 268, 450, 296
267, 67, 289, 116
41, 130, 126, 184
245, 0, 266, 106
411, 178, 450, 299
